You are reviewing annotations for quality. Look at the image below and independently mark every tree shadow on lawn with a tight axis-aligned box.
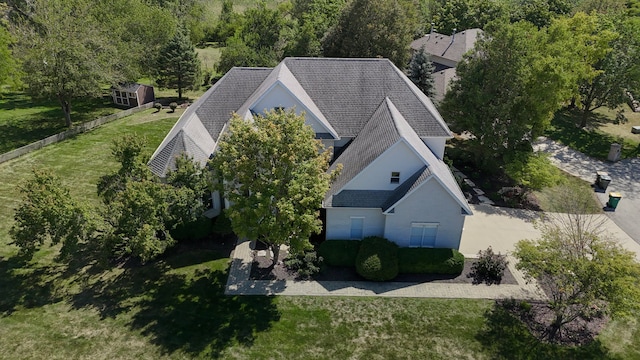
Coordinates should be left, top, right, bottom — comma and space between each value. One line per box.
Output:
71, 250, 279, 358
477, 302, 620, 360
547, 110, 639, 160
0, 255, 65, 316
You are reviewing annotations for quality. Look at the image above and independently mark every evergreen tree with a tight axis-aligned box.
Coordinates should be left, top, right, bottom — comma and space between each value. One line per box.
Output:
156, 26, 201, 99
407, 46, 435, 98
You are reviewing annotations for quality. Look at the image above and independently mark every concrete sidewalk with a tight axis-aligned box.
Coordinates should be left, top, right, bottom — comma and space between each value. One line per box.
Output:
534, 137, 640, 244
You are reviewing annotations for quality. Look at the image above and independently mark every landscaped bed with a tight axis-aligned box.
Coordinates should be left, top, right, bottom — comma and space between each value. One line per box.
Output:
249, 245, 518, 285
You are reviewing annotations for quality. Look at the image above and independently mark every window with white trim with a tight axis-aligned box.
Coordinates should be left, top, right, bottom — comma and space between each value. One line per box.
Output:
390, 171, 400, 184
350, 217, 364, 240
409, 223, 438, 247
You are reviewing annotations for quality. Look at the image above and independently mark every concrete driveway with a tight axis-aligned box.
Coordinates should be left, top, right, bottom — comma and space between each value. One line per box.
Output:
534, 137, 640, 245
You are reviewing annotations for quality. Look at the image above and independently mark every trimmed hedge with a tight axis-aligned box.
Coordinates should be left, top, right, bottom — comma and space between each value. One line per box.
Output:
317, 240, 361, 267
355, 237, 399, 281
398, 248, 464, 275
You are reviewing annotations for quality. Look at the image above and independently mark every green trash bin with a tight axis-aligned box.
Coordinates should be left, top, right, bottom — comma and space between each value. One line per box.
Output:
608, 192, 622, 209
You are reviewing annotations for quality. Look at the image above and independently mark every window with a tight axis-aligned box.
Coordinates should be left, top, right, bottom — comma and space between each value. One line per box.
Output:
116, 97, 122, 104
115, 90, 121, 96
390, 171, 400, 184
350, 217, 364, 240
409, 223, 438, 247
129, 92, 136, 98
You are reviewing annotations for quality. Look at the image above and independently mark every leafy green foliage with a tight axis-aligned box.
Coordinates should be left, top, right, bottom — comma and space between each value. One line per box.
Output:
431, 0, 507, 35
322, 0, 419, 68
468, 246, 508, 285
355, 236, 399, 281
12, 0, 123, 126
317, 240, 362, 267
440, 19, 576, 172
287, 0, 348, 57
283, 249, 323, 279
156, 26, 201, 99
211, 109, 336, 266
514, 188, 640, 341
407, 45, 435, 98
504, 152, 564, 190
397, 248, 464, 274
0, 25, 20, 89
10, 169, 93, 260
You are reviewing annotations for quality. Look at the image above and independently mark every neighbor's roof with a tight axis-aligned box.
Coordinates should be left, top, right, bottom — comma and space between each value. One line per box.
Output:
411, 29, 482, 64
112, 83, 152, 93
148, 57, 452, 177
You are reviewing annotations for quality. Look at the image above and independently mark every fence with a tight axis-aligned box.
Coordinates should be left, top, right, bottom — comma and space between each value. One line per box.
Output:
0, 102, 154, 164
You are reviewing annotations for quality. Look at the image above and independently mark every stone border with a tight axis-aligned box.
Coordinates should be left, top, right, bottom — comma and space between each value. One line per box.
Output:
0, 102, 154, 164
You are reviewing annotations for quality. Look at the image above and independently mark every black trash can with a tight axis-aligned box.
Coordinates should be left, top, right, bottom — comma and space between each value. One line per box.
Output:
598, 174, 612, 190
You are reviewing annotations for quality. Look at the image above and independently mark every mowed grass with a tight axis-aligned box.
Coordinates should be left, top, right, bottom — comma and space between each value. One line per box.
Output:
0, 108, 640, 359
0, 92, 121, 154
547, 108, 640, 160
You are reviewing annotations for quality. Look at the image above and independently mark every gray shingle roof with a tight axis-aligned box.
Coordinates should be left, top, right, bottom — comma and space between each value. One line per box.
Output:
329, 190, 395, 208
410, 29, 482, 64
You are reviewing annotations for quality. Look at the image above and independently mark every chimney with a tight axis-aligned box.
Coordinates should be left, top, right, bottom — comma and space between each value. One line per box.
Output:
450, 28, 456, 44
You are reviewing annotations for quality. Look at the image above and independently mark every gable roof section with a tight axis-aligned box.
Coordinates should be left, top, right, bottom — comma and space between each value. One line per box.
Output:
148, 67, 271, 177
326, 97, 471, 215
236, 62, 339, 139
411, 29, 481, 64
283, 58, 451, 138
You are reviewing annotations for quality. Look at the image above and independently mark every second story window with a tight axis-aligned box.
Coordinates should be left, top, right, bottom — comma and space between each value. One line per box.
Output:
390, 171, 400, 184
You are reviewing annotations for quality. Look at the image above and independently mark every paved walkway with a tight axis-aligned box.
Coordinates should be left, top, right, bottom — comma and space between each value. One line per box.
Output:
534, 137, 640, 244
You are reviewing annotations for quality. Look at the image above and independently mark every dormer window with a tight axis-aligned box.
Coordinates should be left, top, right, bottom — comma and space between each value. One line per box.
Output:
390, 171, 400, 184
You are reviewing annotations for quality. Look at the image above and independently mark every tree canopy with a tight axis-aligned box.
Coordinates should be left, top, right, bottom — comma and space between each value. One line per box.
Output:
0, 24, 20, 89
155, 25, 201, 100
322, 0, 419, 68
407, 45, 435, 98
211, 110, 338, 266
12, 0, 122, 127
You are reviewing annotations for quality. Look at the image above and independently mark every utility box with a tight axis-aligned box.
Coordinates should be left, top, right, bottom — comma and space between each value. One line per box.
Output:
608, 143, 622, 162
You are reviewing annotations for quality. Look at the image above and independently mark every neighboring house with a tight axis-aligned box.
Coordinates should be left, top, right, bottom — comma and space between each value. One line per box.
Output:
149, 58, 472, 250
111, 83, 155, 108
410, 29, 482, 102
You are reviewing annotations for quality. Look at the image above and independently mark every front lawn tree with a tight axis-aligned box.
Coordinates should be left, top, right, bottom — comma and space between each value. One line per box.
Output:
514, 186, 640, 342
212, 110, 338, 266
155, 25, 201, 100
12, 0, 122, 127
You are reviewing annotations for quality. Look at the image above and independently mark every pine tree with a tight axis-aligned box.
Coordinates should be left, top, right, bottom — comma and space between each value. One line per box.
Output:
407, 46, 436, 98
156, 26, 201, 99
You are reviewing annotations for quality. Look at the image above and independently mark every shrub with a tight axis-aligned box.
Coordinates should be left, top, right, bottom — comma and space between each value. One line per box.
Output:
154, 102, 162, 112
398, 248, 464, 275
284, 250, 323, 280
169, 102, 178, 112
318, 240, 361, 267
468, 246, 508, 285
355, 237, 399, 281
504, 152, 564, 190
170, 216, 213, 242
211, 212, 234, 236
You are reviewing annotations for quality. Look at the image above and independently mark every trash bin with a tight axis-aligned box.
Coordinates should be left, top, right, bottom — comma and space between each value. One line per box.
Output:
598, 174, 611, 190
608, 192, 622, 209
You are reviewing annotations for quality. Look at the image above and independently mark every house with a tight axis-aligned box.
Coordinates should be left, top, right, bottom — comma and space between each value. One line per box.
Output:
111, 83, 155, 108
149, 58, 472, 250
410, 29, 482, 102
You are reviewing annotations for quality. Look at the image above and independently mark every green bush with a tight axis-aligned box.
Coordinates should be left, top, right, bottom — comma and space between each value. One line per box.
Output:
169, 102, 178, 112
318, 240, 361, 267
468, 246, 508, 285
398, 248, 464, 275
284, 250, 323, 280
211, 212, 233, 236
355, 237, 399, 281
504, 152, 564, 190
170, 216, 213, 241
153, 102, 162, 111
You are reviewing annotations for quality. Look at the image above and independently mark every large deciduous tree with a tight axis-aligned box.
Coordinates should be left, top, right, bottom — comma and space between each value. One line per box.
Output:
12, 0, 122, 127
155, 25, 201, 100
514, 186, 640, 342
0, 24, 20, 89
322, 0, 419, 68
212, 110, 338, 266
440, 19, 572, 171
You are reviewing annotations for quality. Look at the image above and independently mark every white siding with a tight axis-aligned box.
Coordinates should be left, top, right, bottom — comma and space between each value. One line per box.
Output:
326, 208, 385, 240
422, 137, 446, 159
251, 83, 331, 135
384, 178, 465, 249
343, 141, 424, 191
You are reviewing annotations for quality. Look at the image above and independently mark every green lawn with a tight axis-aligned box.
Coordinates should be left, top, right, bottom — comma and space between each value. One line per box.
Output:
1, 109, 639, 359
0, 92, 121, 154
546, 108, 640, 161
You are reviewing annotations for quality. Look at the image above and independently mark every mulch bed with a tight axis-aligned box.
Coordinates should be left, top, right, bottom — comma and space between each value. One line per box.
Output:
249, 248, 518, 285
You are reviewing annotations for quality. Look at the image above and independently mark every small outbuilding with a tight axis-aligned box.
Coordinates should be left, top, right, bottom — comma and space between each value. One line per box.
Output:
111, 83, 155, 108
